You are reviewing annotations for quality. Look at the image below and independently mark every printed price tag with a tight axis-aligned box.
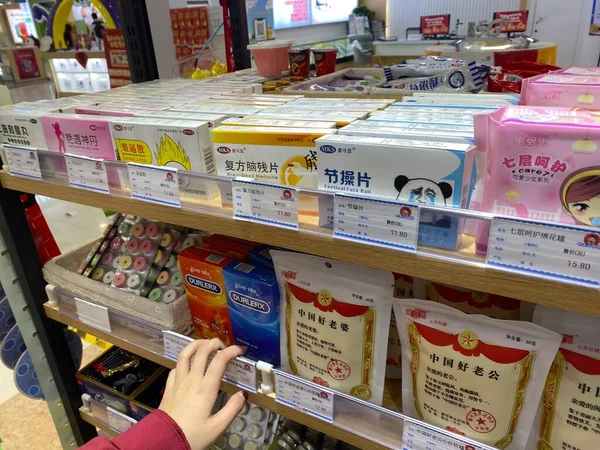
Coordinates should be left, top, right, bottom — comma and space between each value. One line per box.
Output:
128, 163, 180, 207
487, 217, 600, 286
274, 369, 334, 423
208, 353, 258, 393
5, 146, 42, 180
402, 422, 485, 450
107, 407, 137, 434
233, 179, 299, 229
75, 297, 111, 333
219, 179, 233, 206
163, 330, 194, 361
65, 154, 109, 193
334, 194, 420, 251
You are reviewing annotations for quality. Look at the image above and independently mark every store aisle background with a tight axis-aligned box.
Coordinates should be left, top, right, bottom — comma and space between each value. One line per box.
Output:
0, 82, 109, 449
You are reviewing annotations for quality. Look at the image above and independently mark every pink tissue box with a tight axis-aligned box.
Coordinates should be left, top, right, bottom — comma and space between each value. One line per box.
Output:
474, 105, 600, 251
42, 114, 117, 160
521, 70, 600, 109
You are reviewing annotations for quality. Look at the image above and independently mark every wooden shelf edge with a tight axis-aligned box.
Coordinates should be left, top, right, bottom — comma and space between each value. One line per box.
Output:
80, 408, 118, 438
47, 304, 392, 450
5, 173, 600, 316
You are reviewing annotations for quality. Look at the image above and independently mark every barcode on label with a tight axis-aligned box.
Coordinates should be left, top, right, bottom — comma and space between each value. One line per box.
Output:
203, 145, 216, 174
234, 262, 255, 273
206, 253, 225, 264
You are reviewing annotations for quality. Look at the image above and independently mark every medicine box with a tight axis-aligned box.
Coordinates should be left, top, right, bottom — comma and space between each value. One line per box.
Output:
0, 109, 48, 148
109, 117, 214, 173
178, 247, 235, 344
221, 118, 336, 129
247, 112, 361, 127
41, 114, 116, 159
211, 126, 336, 189
170, 104, 268, 118
316, 134, 476, 250
223, 261, 280, 366
339, 122, 475, 143
132, 110, 227, 129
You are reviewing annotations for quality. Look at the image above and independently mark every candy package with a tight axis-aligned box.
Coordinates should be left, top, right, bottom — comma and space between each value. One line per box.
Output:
271, 251, 393, 405
394, 299, 561, 449
528, 305, 600, 450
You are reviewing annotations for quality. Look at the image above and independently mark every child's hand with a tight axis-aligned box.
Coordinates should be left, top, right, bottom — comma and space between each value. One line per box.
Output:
159, 339, 247, 450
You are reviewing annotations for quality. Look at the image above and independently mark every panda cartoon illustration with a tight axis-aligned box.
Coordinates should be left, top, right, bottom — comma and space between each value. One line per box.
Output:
394, 175, 453, 205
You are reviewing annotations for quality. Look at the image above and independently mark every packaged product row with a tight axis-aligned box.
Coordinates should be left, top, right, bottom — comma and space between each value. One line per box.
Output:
63, 213, 598, 450
78, 345, 359, 450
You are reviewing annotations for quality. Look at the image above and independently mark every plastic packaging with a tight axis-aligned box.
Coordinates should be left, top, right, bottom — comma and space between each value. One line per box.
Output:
248, 41, 294, 77
288, 48, 310, 77
312, 48, 338, 77
272, 251, 393, 405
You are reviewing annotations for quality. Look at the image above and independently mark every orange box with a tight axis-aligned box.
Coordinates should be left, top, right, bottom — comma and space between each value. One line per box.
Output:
179, 247, 234, 344
201, 234, 259, 261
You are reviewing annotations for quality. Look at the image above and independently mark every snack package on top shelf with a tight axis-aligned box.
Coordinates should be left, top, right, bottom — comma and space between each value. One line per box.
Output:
423, 280, 521, 320
316, 134, 476, 250
271, 251, 394, 405
211, 126, 336, 192
520, 71, 600, 108
109, 117, 214, 173
529, 305, 600, 450
474, 105, 600, 253
223, 260, 281, 366
394, 299, 561, 450
178, 247, 234, 344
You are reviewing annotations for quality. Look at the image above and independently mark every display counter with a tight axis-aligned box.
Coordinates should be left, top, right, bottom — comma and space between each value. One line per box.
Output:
0, 47, 47, 85
47, 51, 111, 97
373, 39, 454, 65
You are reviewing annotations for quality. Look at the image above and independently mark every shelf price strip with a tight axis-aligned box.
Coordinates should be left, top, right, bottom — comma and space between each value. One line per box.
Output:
5, 145, 42, 180
232, 179, 299, 230
128, 163, 181, 207
65, 154, 109, 193
274, 369, 335, 423
334, 194, 420, 251
162, 331, 257, 393
107, 407, 137, 434
486, 217, 600, 286
402, 422, 486, 450
75, 297, 111, 333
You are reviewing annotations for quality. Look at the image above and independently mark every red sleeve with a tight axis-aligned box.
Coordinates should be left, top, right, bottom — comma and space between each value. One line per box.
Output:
80, 410, 191, 450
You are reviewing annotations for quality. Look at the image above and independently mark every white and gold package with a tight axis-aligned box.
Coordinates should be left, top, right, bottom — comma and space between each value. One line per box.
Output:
211, 126, 335, 189
271, 251, 393, 405
395, 299, 561, 449
109, 117, 214, 173
529, 306, 600, 450
221, 118, 336, 129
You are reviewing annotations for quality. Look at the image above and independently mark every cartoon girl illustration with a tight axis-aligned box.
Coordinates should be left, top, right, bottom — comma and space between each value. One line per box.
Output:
560, 167, 600, 227
51, 122, 65, 153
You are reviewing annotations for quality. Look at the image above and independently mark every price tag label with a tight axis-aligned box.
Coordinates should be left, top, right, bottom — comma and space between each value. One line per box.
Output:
107, 407, 137, 434
219, 179, 233, 206
487, 217, 600, 286
65, 154, 109, 193
233, 179, 299, 229
274, 369, 334, 423
128, 163, 180, 207
402, 422, 485, 450
208, 354, 258, 393
5, 146, 42, 180
334, 194, 420, 251
75, 297, 111, 333
163, 330, 194, 361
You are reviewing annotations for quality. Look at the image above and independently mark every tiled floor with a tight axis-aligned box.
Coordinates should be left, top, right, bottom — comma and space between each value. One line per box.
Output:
1, 82, 111, 448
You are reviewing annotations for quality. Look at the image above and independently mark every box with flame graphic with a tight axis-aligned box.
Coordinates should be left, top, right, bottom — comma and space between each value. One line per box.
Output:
178, 247, 234, 344
108, 117, 215, 173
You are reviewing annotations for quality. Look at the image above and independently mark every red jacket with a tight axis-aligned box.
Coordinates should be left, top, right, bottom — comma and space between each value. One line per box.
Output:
80, 410, 191, 450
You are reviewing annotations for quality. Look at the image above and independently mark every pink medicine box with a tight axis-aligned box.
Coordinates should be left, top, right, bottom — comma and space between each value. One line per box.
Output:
521, 71, 600, 109
474, 105, 600, 250
42, 114, 117, 160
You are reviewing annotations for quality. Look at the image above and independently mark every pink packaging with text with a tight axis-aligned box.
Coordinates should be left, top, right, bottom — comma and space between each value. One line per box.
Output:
42, 114, 117, 159
521, 72, 600, 108
474, 105, 600, 251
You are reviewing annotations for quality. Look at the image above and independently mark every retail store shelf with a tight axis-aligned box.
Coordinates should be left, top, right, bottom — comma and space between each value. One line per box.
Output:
4, 172, 600, 316
45, 303, 399, 450
80, 408, 118, 439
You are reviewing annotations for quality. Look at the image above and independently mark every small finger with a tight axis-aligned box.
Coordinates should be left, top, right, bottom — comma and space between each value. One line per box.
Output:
175, 340, 205, 383
203, 345, 244, 390
209, 391, 248, 437
190, 338, 225, 378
